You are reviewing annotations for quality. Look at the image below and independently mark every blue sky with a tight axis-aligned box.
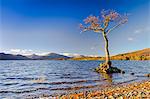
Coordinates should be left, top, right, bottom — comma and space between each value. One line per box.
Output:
0, 0, 150, 56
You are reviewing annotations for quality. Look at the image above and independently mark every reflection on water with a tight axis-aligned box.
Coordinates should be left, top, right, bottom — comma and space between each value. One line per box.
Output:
101, 73, 112, 83
0, 60, 149, 98
31, 75, 47, 83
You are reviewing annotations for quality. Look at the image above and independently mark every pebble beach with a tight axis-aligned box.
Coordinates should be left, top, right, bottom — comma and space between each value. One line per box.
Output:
41, 80, 150, 99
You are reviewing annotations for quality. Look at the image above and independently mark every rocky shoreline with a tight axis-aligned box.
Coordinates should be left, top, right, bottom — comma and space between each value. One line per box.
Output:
34, 80, 150, 99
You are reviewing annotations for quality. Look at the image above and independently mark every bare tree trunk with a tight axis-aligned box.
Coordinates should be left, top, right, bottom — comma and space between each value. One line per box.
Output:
102, 32, 110, 65
96, 32, 122, 73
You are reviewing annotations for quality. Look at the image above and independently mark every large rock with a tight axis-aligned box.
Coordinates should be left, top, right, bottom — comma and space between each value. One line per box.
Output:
95, 62, 124, 74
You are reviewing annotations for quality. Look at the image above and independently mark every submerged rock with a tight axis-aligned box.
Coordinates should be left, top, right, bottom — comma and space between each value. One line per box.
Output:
121, 71, 125, 74
131, 73, 135, 75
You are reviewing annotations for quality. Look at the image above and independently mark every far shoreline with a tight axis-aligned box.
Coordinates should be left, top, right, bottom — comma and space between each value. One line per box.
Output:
0, 59, 150, 61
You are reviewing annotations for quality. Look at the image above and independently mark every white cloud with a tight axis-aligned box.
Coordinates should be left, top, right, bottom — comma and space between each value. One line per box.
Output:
62, 53, 81, 57
9, 49, 33, 55
62, 52, 100, 57
1, 49, 50, 56
134, 29, 141, 34
1, 49, 100, 57
62, 53, 71, 56
130, 27, 150, 41
88, 55, 99, 57
128, 37, 133, 41
134, 27, 150, 34
90, 46, 96, 50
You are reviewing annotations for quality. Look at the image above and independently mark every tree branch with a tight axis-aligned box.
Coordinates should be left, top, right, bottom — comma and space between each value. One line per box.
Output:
103, 16, 111, 31
95, 27, 104, 32
81, 26, 103, 33
106, 22, 122, 35
104, 21, 109, 30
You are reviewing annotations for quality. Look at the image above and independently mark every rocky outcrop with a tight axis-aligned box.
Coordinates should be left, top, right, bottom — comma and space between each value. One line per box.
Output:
95, 61, 124, 74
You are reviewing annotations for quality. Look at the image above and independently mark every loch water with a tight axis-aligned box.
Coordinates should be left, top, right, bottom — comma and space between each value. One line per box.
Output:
0, 60, 149, 98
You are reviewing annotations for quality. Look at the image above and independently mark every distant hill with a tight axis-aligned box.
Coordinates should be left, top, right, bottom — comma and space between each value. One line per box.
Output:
70, 48, 150, 60
27, 54, 43, 59
1, 48, 149, 60
39, 53, 70, 60
0, 53, 30, 60
27, 53, 70, 60
111, 48, 150, 60
0, 53, 70, 60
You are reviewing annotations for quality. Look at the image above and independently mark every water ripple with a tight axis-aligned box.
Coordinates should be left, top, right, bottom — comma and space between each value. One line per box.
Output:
0, 60, 149, 98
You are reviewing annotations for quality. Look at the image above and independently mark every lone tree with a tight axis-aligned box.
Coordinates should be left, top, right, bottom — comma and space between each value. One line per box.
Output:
80, 9, 128, 73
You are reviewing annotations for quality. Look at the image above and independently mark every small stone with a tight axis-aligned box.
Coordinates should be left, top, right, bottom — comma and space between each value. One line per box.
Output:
131, 73, 134, 75
121, 71, 125, 74
144, 73, 150, 77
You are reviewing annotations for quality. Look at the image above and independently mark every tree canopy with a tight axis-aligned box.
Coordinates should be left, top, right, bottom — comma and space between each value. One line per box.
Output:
80, 10, 128, 35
